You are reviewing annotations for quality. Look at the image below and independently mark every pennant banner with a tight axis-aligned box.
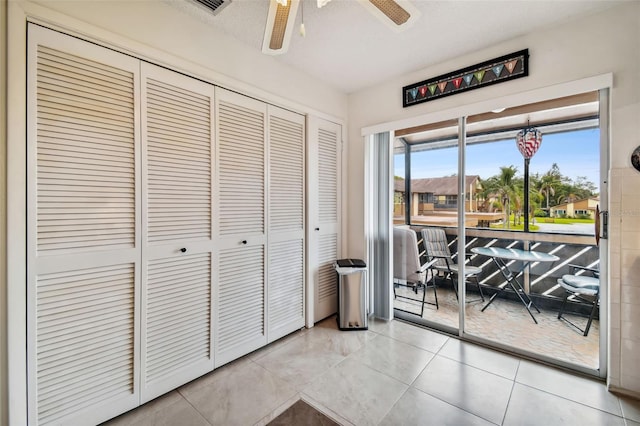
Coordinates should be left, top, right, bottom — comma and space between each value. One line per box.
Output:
403, 49, 529, 107
505, 59, 518, 74
463, 74, 474, 85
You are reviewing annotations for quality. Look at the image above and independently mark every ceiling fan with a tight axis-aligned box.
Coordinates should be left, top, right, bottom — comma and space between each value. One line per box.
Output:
262, 0, 421, 55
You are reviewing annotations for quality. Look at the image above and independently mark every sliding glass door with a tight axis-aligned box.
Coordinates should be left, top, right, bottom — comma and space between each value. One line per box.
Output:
387, 90, 607, 376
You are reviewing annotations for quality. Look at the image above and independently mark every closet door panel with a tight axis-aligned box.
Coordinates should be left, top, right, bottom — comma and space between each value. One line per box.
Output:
140, 63, 215, 402
27, 25, 141, 426
308, 118, 342, 323
267, 106, 305, 341
214, 88, 267, 366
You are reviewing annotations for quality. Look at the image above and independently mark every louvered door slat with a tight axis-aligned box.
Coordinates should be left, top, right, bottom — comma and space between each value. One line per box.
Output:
218, 98, 265, 235
36, 45, 136, 254
318, 234, 338, 300
269, 114, 304, 232
217, 245, 265, 356
146, 76, 212, 243
36, 264, 135, 425
145, 253, 211, 385
268, 239, 304, 330
318, 128, 338, 223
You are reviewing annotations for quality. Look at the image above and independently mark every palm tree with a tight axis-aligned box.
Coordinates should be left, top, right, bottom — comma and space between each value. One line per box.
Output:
537, 165, 562, 213
483, 166, 518, 228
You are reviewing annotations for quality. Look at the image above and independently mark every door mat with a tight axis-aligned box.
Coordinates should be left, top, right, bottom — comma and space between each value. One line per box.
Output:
267, 400, 340, 426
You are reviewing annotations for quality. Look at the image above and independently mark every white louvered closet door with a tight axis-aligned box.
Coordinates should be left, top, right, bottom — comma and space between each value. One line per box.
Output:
213, 88, 268, 366
308, 117, 342, 323
140, 63, 215, 402
267, 106, 305, 342
27, 25, 141, 426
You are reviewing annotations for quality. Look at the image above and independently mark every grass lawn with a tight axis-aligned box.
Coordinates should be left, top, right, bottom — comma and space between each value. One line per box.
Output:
489, 215, 594, 231
490, 223, 540, 231
536, 217, 595, 224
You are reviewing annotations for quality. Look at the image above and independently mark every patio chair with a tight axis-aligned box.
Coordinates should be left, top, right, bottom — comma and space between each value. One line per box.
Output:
557, 264, 600, 336
421, 228, 484, 303
393, 227, 438, 315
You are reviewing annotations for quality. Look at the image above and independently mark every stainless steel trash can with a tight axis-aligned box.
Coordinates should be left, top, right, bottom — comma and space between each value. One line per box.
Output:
335, 259, 368, 330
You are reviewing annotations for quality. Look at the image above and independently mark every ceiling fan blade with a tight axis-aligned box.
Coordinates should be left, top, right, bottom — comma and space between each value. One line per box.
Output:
358, 0, 420, 31
262, 0, 300, 55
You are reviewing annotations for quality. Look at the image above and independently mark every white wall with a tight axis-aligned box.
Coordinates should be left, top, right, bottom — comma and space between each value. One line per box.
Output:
347, 2, 640, 395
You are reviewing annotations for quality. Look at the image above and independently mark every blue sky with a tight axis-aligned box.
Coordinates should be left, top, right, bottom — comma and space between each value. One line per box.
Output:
395, 128, 600, 191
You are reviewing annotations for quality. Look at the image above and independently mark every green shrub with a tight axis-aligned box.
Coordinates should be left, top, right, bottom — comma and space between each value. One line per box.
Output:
534, 209, 547, 217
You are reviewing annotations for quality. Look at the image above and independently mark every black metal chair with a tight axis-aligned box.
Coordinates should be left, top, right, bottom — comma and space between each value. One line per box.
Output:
557, 264, 600, 336
421, 228, 484, 303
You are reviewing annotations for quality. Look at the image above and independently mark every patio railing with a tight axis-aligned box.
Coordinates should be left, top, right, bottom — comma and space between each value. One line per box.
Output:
411, 226, 599, 315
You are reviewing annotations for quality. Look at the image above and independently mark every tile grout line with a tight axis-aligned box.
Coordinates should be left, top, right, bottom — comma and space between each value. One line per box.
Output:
500, 360, 521, 425
176, 387, 215, 426
514, 381, 627, 420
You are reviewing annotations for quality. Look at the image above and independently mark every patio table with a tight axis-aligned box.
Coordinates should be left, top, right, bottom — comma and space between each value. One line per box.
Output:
471, 246, 559, 324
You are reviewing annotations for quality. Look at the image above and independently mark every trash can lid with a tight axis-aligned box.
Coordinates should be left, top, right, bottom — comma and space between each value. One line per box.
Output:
336, 258, 366, 268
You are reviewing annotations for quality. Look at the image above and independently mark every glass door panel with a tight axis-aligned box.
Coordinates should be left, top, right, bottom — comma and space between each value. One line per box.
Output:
463, 92, 602, 372
393, 120, 461, 332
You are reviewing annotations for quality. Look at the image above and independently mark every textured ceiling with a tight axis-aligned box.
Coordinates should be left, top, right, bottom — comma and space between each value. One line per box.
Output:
166, 0, 622, 94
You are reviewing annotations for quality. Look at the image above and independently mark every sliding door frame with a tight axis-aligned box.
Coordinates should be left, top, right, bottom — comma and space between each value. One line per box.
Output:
365, 74, 612, 379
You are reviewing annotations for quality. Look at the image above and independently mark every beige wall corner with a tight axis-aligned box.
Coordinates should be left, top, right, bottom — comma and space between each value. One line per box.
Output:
1, 0, 7, 423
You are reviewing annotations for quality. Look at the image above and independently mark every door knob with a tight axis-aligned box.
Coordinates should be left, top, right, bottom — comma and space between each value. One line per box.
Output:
241, 240, 247, 245
315, 228, 320, 231
180, 248, 187, 253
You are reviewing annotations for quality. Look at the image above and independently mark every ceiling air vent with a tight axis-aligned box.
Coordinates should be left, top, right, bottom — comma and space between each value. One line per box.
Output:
192, 0, 232, 15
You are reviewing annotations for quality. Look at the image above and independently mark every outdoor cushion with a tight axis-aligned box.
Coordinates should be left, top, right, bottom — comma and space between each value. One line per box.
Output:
559, 274, 599, 296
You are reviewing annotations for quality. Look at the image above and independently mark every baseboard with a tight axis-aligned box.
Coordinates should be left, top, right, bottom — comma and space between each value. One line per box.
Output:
609, 385, 640, 400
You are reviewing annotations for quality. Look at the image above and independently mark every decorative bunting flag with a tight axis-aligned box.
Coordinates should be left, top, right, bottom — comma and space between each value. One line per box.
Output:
402, 49, 529, 107
505, 59, 518, 74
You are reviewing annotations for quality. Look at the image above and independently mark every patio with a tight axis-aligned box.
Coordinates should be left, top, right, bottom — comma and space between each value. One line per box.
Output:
394, 283, 599, 369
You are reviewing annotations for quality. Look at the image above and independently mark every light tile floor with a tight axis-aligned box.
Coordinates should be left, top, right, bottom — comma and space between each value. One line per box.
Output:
104, 317, 640, 426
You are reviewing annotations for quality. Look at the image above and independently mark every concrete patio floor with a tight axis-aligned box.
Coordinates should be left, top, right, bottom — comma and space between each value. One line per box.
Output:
394, 284, 599, 370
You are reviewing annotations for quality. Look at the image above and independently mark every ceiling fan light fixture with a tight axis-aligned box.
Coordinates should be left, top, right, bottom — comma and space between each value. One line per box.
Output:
317, 0, 331, 8
369, 0, 410, 25
262, 0, 300, 55
269, 2, 291, 50
276, 0, 288, 5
